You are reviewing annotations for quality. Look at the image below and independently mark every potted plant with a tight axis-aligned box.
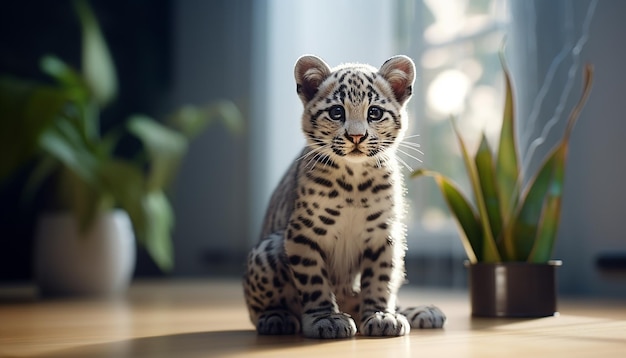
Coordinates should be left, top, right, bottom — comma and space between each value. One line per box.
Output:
412, 56, 594, 317
0, 0, 242, 296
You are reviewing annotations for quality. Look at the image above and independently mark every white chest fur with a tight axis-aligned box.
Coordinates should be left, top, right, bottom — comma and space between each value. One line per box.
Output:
296, 161, 404, 293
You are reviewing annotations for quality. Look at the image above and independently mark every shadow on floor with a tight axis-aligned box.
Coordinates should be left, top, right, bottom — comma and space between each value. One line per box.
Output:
30, 330, 332, 358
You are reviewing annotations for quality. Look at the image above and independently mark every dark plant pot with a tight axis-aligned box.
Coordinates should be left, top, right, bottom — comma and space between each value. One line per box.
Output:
466, 261, 562, 318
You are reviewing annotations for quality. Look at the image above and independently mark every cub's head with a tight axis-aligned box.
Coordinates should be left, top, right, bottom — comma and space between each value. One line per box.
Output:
295, 55, 415, 164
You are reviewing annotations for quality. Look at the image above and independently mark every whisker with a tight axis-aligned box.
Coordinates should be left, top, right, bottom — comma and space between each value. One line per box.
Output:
395, 155, 414, 172
297, 150, 318, 163
402, 134, 421, 140
396, 148, 423, 164
304, 152, 325, 171
397, 143, 425, 156
298, 144, 331, 172
320, 153, 333, 171
399, 141, 421, 149
297, 144, 329, 162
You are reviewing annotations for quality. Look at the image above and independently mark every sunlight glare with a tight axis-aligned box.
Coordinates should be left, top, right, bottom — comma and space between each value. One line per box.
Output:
427, 69, 471, 117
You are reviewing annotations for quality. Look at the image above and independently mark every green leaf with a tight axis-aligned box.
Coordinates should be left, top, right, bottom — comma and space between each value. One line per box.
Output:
142, 190, 174, 272
495, 54, 520, 257
526, 148, 565, 263
97, 159, 146, 239
21, 156, 59, 206
38, 119, 110, 230
509, 147, 560, 261
450, 118, 501, 262
0, 76, 69, 183
168, 100, 244, 140
38, 120, 99, 186
96, 158, 174, 273
39, 55, 89, 101
210, 100, 245, 135
127, 115, 188, 191
57, 165, 110, 233
412, 169, 481, 263
526, 64, 594, 262
474, 133, 503, 242
74, 0, 117, 106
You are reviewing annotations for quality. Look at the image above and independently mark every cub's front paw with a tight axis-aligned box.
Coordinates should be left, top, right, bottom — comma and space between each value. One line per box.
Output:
400, 305, 446, 329
257, 310, 300, 335
302, 313, 357, 339
360, 312, 410, 336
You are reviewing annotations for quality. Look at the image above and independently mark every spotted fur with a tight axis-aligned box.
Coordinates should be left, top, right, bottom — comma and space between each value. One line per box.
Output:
243, 55, 445, 339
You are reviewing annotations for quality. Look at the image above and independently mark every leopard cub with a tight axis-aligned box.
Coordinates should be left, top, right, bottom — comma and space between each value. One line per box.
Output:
243, 55, 445, 338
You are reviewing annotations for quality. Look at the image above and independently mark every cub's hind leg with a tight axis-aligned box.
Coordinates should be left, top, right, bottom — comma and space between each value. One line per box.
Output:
243, 232, 301, 335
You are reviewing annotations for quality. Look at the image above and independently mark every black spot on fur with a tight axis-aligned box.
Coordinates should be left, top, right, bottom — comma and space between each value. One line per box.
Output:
251, 305, 262, 313
364, 245, 386, 261
289, 255, 302, 265
267, 256, 278, 272
292, 234, 327, 261
290, 221, 302, 231
366, 211, 383, 221
273, 276, 283, 288
298, 215, 314, 228
310, 290, 322, 302
358, 179, 374, 191
293, 271, 309, 285
307, 173, 333, 188
363, 298, 376, 306
336, 178, 353, 192
319, 215, 335, 225
372, 183, 392, 194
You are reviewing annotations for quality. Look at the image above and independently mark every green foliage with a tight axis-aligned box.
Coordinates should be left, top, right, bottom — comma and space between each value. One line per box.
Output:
0, 0, 243, 272
412, 59, 593, 263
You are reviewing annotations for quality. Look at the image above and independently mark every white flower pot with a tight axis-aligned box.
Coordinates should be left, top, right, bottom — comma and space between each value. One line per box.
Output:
33, 210, 136, 297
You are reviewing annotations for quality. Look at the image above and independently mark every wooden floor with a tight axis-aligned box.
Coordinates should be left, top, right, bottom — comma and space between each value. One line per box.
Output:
1, 279, 625, 358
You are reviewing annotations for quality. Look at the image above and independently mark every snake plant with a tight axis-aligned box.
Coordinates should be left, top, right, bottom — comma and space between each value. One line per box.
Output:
412, 57, 594, 263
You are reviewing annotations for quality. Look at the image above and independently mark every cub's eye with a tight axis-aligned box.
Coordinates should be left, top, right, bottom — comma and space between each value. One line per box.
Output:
368, 106, 384, 122
328, 105, 345, 121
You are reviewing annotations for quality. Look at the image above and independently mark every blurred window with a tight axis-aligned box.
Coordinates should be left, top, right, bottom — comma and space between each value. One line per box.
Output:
397, 0, 509, 263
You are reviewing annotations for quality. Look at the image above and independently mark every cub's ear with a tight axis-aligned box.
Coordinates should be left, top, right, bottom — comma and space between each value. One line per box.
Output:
294, 55, 331, 104
379, 55, 416, 105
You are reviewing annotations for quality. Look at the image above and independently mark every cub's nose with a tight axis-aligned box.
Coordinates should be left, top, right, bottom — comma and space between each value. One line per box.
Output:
344, 130, 368, 144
